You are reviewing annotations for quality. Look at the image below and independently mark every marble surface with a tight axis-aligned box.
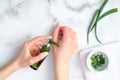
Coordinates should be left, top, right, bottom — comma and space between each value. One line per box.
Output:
0, 0, 120, 80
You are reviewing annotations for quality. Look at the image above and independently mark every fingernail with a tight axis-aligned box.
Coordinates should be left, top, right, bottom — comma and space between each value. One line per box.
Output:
43, 52, 49, 57
37, 46, 42, 49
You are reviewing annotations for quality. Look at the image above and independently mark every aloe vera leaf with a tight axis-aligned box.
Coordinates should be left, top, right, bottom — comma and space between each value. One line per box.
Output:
88, 0, 108, 33
87, 9, 99, 43
94, 23, 102, 43
98, 8, 118, 20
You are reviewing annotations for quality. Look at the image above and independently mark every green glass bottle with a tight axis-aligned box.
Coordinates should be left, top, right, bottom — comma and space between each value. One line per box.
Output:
30, 39, 59, 70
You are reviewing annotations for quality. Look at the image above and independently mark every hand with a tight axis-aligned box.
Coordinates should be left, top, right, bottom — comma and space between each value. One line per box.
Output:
0, 36, 52, 80
14, 36, 52, 68
52, 23, 78, 63
52, 23, 78, 80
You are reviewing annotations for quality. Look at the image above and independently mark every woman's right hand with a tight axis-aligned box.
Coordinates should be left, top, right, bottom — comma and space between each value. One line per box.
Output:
52, 23, 78, 64
52, 23, 78, 80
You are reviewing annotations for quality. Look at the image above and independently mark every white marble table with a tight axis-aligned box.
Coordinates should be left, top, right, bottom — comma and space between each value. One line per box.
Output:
0, 0, 120, 80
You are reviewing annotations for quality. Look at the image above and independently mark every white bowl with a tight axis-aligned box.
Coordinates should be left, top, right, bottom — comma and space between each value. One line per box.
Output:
87, 50, 109, 72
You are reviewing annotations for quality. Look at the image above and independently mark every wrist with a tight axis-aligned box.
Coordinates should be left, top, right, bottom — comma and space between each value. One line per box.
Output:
54, 56, 71, 64
54, 58, 69, 80
54, 58, 70, 71
9, 60, 21, 71
0, 60, 20, 80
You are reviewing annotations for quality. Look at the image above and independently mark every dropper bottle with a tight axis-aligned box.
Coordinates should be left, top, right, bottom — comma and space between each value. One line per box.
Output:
30, 39, 59, 70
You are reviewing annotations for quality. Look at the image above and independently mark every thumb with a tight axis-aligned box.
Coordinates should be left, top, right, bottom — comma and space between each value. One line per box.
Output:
29, 52, 48, 65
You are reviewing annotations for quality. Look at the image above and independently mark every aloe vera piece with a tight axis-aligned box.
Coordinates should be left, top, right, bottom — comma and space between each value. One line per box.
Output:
49, 39, 60, 47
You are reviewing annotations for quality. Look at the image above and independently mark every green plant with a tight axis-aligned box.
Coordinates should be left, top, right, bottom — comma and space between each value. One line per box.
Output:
91, 54, 105, 70
87, 0, 118, 43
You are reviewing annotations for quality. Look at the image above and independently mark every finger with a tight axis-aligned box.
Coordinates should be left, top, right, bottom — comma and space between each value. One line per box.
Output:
29, 36, 52, 46
53, 23, 60, 42
29, 52, 48, 65
59, 27, 63, 36
68, 27, 73, 37
71, 30, 76, 39
35, 41, 44, 47
30, 41, 44, 56
70, 29, 76, 39
58, 27, 64, 40
38, 36, 52, 40
30, 36, 52, 42
73, 31, 77, 38
30, 46, 40, 56
62, 27, 70, 39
